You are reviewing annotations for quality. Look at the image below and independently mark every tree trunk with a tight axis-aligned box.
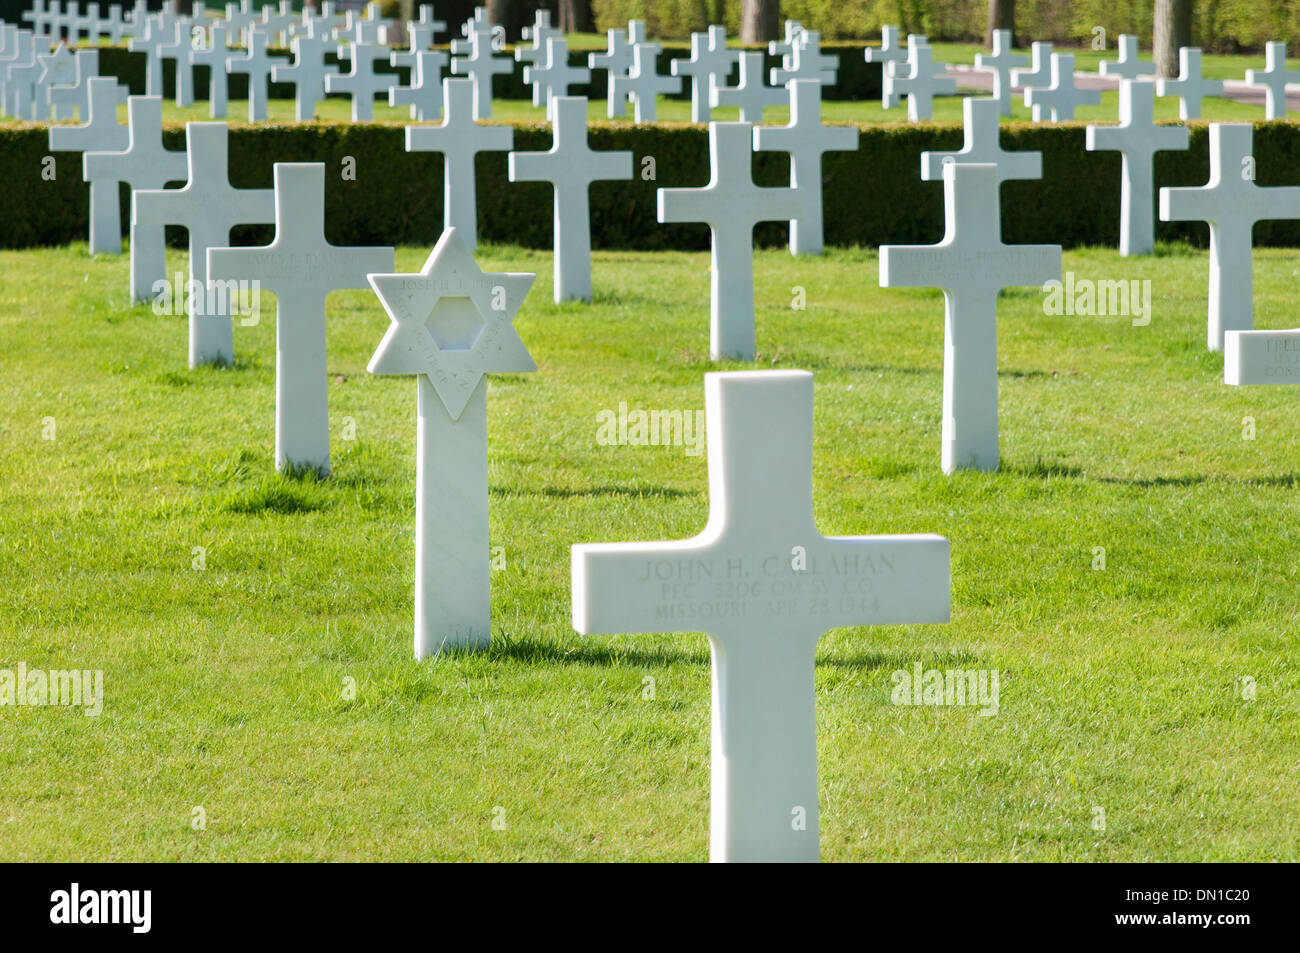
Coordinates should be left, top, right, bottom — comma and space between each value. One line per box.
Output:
1153, 0, 1192, 79
487, 0, 515, 34
984, 0, 1015, 49
558, 0, 592, 33
741, 0, 780, 44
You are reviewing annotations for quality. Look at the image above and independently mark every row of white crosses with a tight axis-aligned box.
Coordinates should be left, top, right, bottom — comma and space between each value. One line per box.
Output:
865, 27, 955, 120
0, 26, 80, 121
584, 18, 844, 126
24, 0, 152, 46
865, 27, 1289, 127
96, 112, 399, 467
1100, 34, 1223, 122
103, 3, 446, 123
1092, 33, 1300, 124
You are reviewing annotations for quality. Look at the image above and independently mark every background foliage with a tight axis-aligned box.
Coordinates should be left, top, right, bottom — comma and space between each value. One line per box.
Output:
592, 0, 1300, 50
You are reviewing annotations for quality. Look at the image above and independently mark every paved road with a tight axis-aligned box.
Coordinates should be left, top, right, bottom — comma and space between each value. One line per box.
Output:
946, 63, 1300, 112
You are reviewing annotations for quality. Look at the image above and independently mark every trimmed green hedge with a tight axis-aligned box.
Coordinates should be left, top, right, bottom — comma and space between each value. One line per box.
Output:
14, 118, 1300, 252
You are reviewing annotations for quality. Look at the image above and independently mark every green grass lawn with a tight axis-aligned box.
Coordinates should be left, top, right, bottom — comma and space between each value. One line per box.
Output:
1, 236, 1298, 861
15, 84, 1265, 131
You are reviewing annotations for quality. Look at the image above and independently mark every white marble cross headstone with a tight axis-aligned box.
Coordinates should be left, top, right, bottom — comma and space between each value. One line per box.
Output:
754, 79, 859, 256
880, 162, 1061, 472
613, 40, 679, 124
208, 162, 395, 475
128, 15, 167, 96
258, 0, 296, 47
156, 19, 197, 108
191, 21, 231, 117
405, 77, 513, 252
48, 75, 129, 254
389, 48, 445, 120
366, 227, 536, 659
1159, 123, 1300, 351
1, 31, 46, 120
133, 121, 276, 367
1244, 41, 1299, 120
75, 2, 101, 43
1099, 34, 1154, 80
1086, 79, 1189, 256
98, 4, 129, 44
338, 5, 385, 46
770, 29, 837, 88
390, 19, 438, 70
34, 41, 76, 121
572, 369, 951, 863
0, 24, 27, 110
223, 0, 256, 45
588, 27, 634, 119
974, 28, 1026, 116
449, 19, 510, 119
524, 36, 589, 113
887, 42, 955, 121
658, 122, 803, 360
48, 47, 102, 121
672, 25, 737, 124
1010, 40, 1051, 90
770, 20, 803, 68
513, 8, 559, 72
1156, 47, 1223, 120
325, 39, 394, 121
124, 0, 150, 37
23, 0, 52, 34
294, 1, 343, 42
415, 3, 445, 38
271, 17, 337, 121
39, 3, 64, 37
63, 1, 84, 42
509, 96, 632, 302
227, 26, 282, 121
864, 24, 907, 108
1025, 53, 1100, 122
710, 50, 783, 124
920, 95, 1041, 183
453, 5, 489, 46
520, 8, 551, 40
83, 95, 188, 300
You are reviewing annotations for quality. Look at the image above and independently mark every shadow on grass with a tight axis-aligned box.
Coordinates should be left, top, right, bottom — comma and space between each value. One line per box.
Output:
1007, 462, 1300, 489
781, 358, 937, 376
1004, 460, 1087, 480
1097, 472, 1300, 489
481, 635, 981, 672
484, 635, 710, 668
492, 484, 696, 500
